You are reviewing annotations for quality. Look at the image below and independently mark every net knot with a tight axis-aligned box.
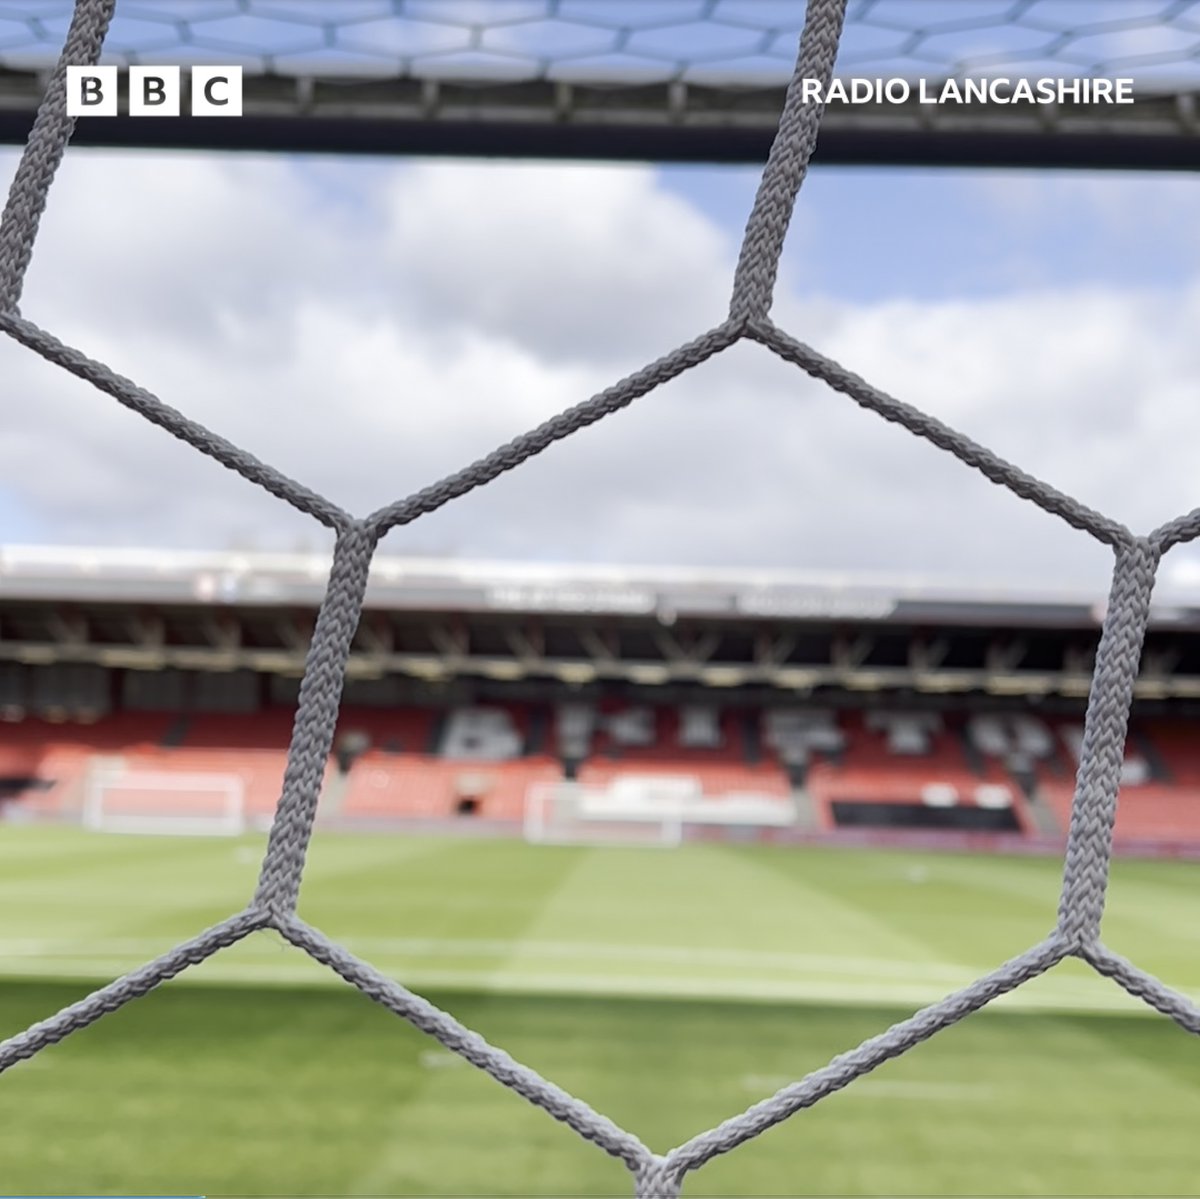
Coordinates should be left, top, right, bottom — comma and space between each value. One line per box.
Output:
634, 1156, 682, 1198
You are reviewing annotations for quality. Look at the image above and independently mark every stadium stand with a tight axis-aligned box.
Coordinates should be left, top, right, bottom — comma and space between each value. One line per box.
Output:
1030, 718, 1200, 843
804, 710, 1032, 834
338, 705, 562, 823
8, 549, 1200, 850
7, 693, 1200, 847
572, 704, 792, 817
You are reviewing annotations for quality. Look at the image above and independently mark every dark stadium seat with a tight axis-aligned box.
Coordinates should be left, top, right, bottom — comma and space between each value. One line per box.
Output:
805, 711, 1035, 834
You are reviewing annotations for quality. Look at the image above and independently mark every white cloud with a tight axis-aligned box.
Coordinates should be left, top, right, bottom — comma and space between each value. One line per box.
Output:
2, 148, 1199, 597
377, 160, 730, 364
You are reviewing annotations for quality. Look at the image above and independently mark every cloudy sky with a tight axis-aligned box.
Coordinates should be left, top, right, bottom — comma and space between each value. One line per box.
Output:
2, 136, 1199, 597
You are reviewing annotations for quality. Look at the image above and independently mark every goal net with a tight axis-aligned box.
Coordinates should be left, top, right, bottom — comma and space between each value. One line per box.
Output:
83, 769, 246, 837
2, 2, 1198, 1196
525, 776, 796, 847
525, 779, 688, 848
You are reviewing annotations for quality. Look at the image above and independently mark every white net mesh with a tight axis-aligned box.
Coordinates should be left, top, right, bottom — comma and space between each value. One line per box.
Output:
0, 2, 1197, 1197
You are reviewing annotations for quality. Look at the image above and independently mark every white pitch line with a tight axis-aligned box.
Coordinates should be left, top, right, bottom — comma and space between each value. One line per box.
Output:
0, 935, 975, 983
342, 938, 975, 982
418, 1049, 467, 1070
853, 1079, 995, 1100
0, 956, 1184, 1015
740, 1074, 993, 1100
0, 937, 1194, 1016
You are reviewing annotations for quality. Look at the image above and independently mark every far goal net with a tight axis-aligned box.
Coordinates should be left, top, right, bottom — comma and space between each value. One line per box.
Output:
525, 779, 687, 848
525, 776, 796, 847
83, 769, 247, 837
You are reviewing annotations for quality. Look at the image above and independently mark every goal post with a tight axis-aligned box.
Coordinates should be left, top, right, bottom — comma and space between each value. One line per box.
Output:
526, 774, 800, 847
83, 768, 247, 837
524, 781, 685, 848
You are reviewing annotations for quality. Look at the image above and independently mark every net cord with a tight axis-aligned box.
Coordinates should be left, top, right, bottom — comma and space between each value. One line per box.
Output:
0, 2, 1197, 1195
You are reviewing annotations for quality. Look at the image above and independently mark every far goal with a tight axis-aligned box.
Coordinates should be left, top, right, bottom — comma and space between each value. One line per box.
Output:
524, 779, 686, 848
83, 768, 247, 837
524, 775, 796, 847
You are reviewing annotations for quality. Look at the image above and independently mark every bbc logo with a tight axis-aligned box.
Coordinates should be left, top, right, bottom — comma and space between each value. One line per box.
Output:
66, 65, 243, 117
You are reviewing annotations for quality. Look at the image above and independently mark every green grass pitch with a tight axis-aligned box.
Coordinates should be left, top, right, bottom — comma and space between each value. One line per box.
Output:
1, 826, 1198, 1196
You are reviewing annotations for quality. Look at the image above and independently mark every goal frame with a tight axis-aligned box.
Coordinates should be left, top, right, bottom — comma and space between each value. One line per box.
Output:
524, 781, 685, 849
82, 769, 247, 837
